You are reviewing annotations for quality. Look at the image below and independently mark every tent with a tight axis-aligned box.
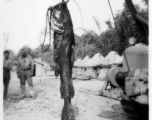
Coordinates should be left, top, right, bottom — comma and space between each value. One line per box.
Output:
81, 53, 101, 78
98, 68, 108, 80
114, 56, 123, 64
85, 53, 101, 67
104, 51, 121, 65
97, 55, 105, 65
79, 59, 84, 67
83, 56, 90, 67
74, 58, 82, 67
83, 56, 90, 62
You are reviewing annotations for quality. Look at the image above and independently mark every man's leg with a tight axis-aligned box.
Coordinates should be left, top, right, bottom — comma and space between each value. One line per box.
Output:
20, 71, 26, 98
3, 72, 10, 99
26, 70, 35, 97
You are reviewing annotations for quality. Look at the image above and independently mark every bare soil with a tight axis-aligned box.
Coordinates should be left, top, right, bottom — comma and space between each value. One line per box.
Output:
4, 71, 139, 120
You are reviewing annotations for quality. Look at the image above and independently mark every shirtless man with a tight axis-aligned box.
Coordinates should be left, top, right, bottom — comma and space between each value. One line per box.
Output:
3, 50, 12, 100
17, 49, 35, 98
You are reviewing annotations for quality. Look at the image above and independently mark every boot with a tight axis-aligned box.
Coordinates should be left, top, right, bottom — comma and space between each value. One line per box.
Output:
20, 86, 26, 98
3, 88, 8, 100
28, 86, 36, 99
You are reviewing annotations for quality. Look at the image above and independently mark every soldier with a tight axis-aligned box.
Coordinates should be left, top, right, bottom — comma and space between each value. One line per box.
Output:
17, 48, 35, 98
3, 50, 12, 100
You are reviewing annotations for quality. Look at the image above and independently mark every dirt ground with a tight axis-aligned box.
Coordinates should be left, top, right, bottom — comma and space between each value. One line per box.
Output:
3, 71, 139, 120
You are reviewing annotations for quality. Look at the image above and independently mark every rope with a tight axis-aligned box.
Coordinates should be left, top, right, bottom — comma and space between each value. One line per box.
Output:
73, 0, 83, 28
42, 7, 52, 52
107, 0, 121, 41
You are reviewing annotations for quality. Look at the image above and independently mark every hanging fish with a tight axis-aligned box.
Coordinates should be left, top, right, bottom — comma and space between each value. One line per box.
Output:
44, 0, 75, 120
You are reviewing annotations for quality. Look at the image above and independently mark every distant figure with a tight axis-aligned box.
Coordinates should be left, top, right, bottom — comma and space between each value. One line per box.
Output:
3, 50, 12, 100
17, 49, 35, 98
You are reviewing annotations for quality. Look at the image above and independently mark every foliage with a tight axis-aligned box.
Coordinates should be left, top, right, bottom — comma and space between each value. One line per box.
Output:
93, 16, 101, 32
97, 29, 120, 56
105, 20, 113, 29
115, 3, 148, 52
74, 1, 148, 59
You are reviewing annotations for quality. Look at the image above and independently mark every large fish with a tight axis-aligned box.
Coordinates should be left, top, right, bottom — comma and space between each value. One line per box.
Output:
47, 0, 75, 120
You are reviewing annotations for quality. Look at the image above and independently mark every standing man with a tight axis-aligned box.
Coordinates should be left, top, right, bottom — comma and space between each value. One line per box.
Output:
3, 50, 12, 100
17, 48, 35, 98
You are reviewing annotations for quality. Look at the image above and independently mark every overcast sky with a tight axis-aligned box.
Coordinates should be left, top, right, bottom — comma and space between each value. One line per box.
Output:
2, 0, 146, 54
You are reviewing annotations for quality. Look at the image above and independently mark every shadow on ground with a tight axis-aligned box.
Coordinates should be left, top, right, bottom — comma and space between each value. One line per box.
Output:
98, 104, 138, 120
98, 103, 149, 120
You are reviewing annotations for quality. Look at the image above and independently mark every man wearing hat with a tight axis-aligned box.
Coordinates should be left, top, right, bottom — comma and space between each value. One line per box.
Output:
17, 48, 35, 98
3, 50, 12, 99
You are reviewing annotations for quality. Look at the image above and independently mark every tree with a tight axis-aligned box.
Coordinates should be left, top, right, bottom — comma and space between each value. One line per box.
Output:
74, 31, 99, 59
115, 2, 148, 53
93, 16, 101, 32
30, 48, 41, 59
97, 29, 119, 56
74, 1, 148, 59
105, 20, 113, 29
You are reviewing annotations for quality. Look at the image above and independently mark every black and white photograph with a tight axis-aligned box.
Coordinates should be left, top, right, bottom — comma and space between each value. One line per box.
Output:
2, 0, 149, 120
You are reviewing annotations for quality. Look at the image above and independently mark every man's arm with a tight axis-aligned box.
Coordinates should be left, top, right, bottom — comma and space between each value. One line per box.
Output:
9, 59, 12, 70
30, 57, 34, 76
16, 58, 20, 73
30, 57, 34, 71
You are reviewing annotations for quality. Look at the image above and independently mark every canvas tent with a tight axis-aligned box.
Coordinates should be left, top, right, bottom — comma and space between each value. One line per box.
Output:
97, 55, 105, 65
79, 59, 84, 67
103, 51, 120, 65
85, 53, 101, 67
74, 58, 82, 67
98, 68, 108, 80
82, 56, 90, 66
83, 56, 90, 62
81, 53, 101, 78
113, 55, 123, 64
73, 51, 123, 79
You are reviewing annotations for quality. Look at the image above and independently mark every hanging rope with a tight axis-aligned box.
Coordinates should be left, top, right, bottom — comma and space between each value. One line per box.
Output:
42, 7, 52, 52
73, 0, 83, 28
107, 0, 121, 41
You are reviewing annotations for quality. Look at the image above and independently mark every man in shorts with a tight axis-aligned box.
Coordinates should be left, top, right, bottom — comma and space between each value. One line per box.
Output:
17, 48, 35, 98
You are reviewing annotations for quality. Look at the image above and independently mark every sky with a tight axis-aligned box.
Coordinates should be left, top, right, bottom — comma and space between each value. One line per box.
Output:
2, 0, 146, 54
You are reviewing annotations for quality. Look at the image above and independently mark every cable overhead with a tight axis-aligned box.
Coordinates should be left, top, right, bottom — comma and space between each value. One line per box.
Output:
42, 7, 52, 52
107, 0, 121, 41
73, 0, 83, 28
